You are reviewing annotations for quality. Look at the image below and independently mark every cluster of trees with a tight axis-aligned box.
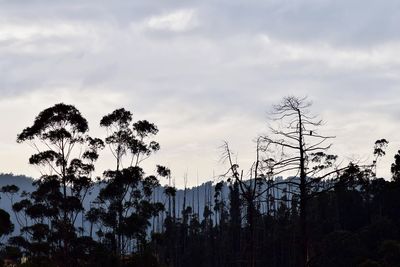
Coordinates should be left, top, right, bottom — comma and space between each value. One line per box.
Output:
0, 104, 167, 266
0, 96, 400, 267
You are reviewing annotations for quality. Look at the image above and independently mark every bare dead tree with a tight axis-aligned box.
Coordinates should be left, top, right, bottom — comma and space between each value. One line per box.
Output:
220, 96, 370, 266
260, 96, 344, 267
220, 137, 270, 267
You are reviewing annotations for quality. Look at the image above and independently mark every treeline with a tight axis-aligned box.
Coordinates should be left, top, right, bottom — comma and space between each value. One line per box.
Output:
155, 165, 400, 267
0, 96, 400, 267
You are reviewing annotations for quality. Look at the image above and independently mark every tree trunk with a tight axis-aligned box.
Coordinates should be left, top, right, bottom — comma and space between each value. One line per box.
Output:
298, 109, 308, 267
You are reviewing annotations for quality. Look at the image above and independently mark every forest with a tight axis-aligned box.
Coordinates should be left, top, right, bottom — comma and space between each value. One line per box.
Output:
0, 96, 400, 267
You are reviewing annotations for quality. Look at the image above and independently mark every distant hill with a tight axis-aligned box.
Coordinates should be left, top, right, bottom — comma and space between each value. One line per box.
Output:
0, 173, 35, 192
0, 173, 291, 236
0, 173, 229, 236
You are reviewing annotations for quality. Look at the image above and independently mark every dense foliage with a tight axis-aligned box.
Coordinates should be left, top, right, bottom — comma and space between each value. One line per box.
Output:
0, 99, 400, 267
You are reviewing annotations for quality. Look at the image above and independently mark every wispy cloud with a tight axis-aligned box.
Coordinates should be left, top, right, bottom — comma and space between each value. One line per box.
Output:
0, 1, 400, 186
144, 9, 198, 32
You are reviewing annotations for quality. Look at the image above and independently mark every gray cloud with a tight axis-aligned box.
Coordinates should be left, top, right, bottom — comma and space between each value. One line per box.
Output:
1, 0, 400, 187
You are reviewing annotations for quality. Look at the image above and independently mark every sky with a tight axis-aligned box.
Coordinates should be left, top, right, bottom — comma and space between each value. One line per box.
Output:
1, 0, 400, 188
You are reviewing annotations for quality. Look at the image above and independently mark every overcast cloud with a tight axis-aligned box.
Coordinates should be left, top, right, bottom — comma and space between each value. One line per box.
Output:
1, 0, 400, 187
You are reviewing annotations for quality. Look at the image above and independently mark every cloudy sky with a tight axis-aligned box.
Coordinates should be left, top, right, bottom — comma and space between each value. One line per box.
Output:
1, 0, 400, 187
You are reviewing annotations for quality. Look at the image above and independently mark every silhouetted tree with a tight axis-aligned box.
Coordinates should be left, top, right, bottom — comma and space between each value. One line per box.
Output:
14, 103, 103, 267
373, 139, 389, 177
261, 96, 346, 266
391, 150, 400, 182
93, 108, 164, 264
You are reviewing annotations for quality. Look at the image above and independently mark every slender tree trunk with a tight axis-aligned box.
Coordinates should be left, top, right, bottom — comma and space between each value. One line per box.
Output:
298, 110, 308, 267
90, 222, 93, 239
60, 141, 70, 267
115, 150, 122, 262
248, 199, 256, 267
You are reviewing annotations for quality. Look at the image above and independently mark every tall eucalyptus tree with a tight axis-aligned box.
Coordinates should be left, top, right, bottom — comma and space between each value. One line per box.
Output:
94, 108, 164, 260
15, 103, 103, 267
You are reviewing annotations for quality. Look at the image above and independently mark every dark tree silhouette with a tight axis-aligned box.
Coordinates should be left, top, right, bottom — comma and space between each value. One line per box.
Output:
373, 139, 389, 177
0, 209, 13, 238
391, 150, 400, 182
261, 96, 343, 266
14, 103, 103, 267
0, 185, 16, 239
92, 108, 164, 264
221, 139, 265, 267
